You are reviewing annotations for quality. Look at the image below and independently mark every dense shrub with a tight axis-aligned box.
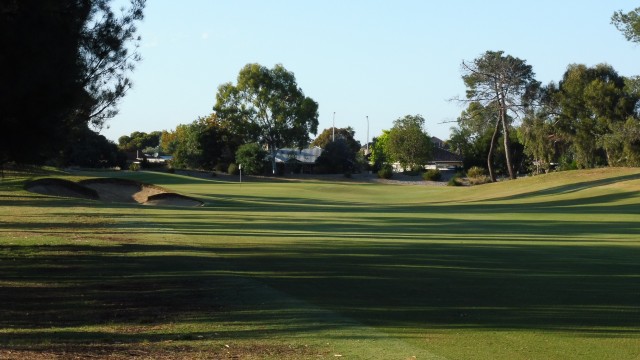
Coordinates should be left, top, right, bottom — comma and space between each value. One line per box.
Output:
214, 163, 228, 173
129, 162, 140, 171
447, 173, 463, 186
422, 169, 442, 181
467, 166, 486, 178
377, 165, 393, 179
467, 166, 491, 185
228, 163, 239, 175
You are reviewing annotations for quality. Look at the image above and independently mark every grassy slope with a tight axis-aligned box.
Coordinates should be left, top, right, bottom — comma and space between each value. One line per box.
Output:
1, 168, 639, 359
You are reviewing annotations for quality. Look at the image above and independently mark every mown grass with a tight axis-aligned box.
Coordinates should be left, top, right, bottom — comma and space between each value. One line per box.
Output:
1, 168, 639, 359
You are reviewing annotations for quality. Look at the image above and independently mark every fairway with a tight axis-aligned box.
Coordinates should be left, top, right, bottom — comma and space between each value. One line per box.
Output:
1, 168, 640, 359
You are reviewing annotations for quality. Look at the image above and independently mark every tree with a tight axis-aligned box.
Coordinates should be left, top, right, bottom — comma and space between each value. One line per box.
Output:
553, 64, 639, 168
235, 143, 267, 175
1, 0, 145, 167
460, 51, 538, 180
315, 139, 357, 174
62, 126, 126, 168
118, 131, 162, 153
213, 63, 319, 175
369, 130, 392, 171
170, 121, 205, 169
454, 102, 503, 180
312, 127, 361, 153
612, 7, 640, 44
387, 115, 432, 171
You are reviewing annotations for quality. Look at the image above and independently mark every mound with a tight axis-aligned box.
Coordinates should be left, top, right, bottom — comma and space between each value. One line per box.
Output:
144, 193, 204, 207
25, 178, 99, 200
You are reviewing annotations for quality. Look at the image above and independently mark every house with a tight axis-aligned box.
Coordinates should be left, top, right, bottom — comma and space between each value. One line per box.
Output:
274, 147, 323, 174
427, 137, 463, 169
426, 147, 463, 169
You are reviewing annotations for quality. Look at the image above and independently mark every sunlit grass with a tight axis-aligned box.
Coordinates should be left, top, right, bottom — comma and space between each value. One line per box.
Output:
1, 168, 639, 359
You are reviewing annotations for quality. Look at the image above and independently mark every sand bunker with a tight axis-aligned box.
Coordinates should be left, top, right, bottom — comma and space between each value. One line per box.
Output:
26, 178, 203, 207
25, 178, 99, 200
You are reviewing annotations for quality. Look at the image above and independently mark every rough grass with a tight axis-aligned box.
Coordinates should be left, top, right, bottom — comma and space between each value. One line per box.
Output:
1, 168, 639, 359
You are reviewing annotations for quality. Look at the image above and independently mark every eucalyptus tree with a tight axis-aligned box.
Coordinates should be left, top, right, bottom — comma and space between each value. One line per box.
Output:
553, 64, 639, 167
460, 51, 538, 180
213, 63, 319, 175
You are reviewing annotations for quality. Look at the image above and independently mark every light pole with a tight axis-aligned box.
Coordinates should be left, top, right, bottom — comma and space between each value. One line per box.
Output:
366, 115, 369, 153
332, 112, 336, 142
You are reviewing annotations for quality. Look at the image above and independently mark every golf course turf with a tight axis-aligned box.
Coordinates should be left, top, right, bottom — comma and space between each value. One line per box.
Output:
1, 168, 639, 359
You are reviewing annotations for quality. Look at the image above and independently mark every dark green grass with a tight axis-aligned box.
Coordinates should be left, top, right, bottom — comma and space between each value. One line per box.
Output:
1, 168, 640, 359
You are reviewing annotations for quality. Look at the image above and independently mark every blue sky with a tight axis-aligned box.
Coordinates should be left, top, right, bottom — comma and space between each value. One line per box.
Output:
103, 1, 639, 145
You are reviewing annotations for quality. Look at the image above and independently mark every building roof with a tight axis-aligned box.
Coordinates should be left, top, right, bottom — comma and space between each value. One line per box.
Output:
274, 147, 323, 164
431, 147, 463, 163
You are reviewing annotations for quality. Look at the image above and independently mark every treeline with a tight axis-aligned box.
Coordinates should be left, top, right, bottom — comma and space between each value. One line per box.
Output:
449, 61, 640, 179
1, 0, 145, 170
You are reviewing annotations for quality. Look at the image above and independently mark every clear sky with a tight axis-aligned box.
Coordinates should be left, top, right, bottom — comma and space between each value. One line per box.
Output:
103, 1, 639, 146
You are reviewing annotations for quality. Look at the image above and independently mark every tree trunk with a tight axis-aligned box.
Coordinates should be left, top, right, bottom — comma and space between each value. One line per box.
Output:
487, 118, 501, 182
500, 101, 517, 180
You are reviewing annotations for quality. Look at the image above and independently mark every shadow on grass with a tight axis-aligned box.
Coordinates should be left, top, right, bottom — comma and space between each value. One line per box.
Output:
0, 240, 639, 347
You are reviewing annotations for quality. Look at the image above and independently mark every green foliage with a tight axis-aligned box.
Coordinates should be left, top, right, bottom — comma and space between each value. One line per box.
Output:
377, 165, 393, 179
118, 131, 162, 153
235, 143, 267, 175
467, 166, 486, 178
1, 0, 144, 166
62, 126, 126, 169
214, 63, 319, 175
447, 173, 463, 186
422, 169, 442, 181
466, 166, 491, 185
169, 122, 204, 169
520, 109, 556, 174
228, 163, 239, 175
369, 130, 392, 171
315, 139, 357, 174
461, 51, 538, 180
312, 127, 361, 153
612, 7, 640, 44
552, 64, 639, 168
128, 162, 140, 171
387, 114, 432, 170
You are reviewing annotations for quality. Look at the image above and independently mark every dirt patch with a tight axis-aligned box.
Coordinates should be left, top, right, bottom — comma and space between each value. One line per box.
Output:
25, 178, 202, 207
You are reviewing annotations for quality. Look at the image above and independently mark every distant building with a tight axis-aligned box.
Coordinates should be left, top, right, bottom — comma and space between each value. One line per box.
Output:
426, 137, 463, 169
274, 147, 323, 174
